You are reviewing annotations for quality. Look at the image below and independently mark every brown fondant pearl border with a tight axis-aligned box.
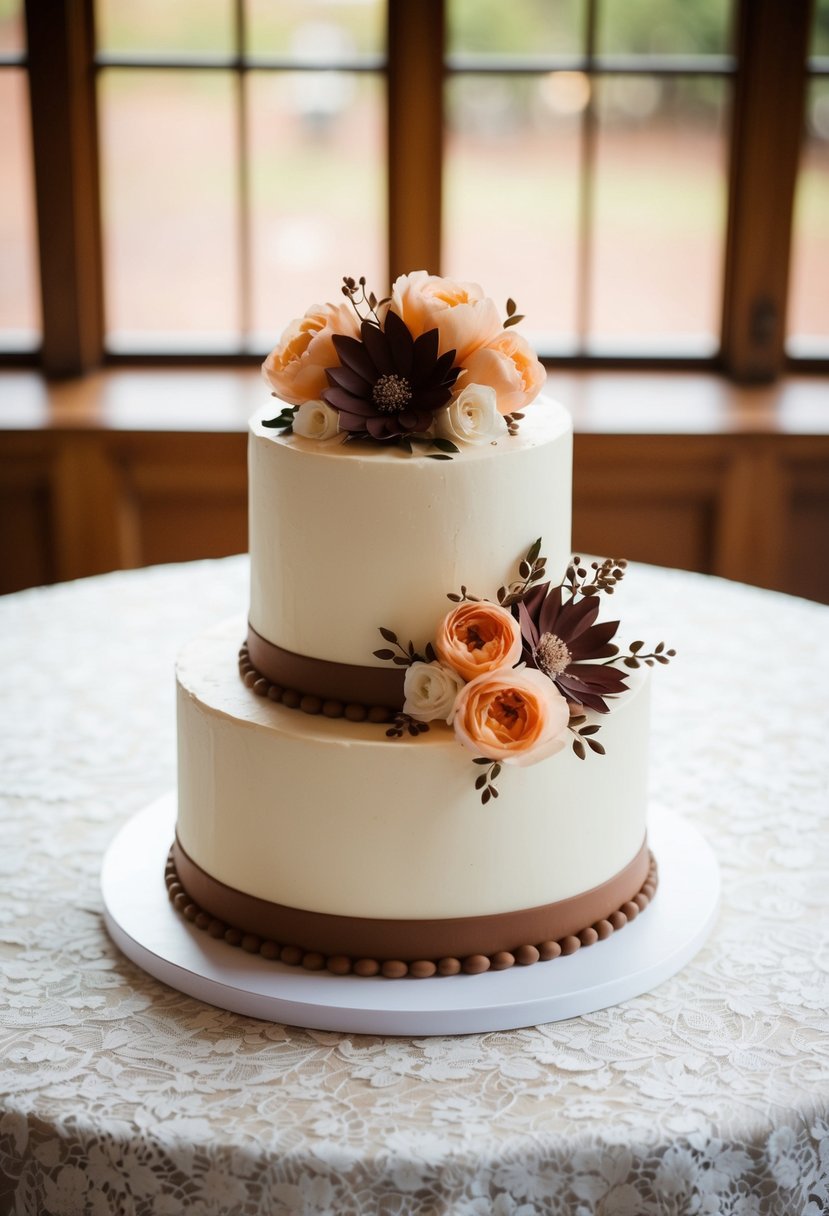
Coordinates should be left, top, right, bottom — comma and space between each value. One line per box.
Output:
239, 637, 396, 722
165, 841, 658, 979
241, 622, 403, 715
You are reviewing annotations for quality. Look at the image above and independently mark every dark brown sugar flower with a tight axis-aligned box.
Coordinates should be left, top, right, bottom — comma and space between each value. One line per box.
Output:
517, 582, 629, 713
322, 310, 461, 442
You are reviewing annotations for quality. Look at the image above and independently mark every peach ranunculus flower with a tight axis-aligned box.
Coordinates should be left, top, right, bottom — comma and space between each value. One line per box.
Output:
435, 601, 522, 684
389, 270, 502, 367
453, 666, 570, 767
262, 301, 361, 406
460, 329, 547, 415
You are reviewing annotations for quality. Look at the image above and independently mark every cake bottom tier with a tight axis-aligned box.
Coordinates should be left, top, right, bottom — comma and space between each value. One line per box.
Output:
174, 618, 656, 976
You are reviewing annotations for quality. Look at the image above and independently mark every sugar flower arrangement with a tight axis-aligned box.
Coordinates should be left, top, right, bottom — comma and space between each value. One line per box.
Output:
261, 271, 547, 456
376, 543, 675, 802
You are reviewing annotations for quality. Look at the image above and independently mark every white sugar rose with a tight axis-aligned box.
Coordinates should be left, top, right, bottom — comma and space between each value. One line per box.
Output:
292, 398, 340, 441
403, 661, 465, 724
435, 383, 508, 446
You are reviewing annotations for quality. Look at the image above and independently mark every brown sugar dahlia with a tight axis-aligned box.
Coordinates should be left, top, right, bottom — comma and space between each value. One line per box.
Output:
517, 582, 629, 713
322, 310, 461, 442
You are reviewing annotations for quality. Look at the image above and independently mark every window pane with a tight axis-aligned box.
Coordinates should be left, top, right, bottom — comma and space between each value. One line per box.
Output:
811, 0, 829, 56
96, 0, 234, 55
787, 80, 829, 355
248, 71, 384, 342
444, 74, 581, 345
0, 0, 24, 55
99, 70, 239, 346
589, 75, 727, 351
0, 70, 40, 343
245, 0, 385, 58
598, 0, 734, 56
448, 0, 583, 58
789, 0, 829, 352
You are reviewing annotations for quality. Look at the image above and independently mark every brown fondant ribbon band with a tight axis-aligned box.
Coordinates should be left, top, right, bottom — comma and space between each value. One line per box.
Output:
247, 622, 406, 709
173, 834, 651, 963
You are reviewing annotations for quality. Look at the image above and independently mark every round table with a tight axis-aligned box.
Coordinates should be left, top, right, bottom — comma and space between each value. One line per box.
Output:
1, 558, 827, 1216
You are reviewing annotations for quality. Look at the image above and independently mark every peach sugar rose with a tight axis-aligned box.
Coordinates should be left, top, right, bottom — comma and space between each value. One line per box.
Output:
461, 328, 547, 416
435, 602, 522, 684
262, 301, 360, 406
453, 666, 570, 767
389, 270, 502, 367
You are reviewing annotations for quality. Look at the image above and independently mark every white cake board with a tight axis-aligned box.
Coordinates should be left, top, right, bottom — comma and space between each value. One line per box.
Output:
102, 794, 719, 1036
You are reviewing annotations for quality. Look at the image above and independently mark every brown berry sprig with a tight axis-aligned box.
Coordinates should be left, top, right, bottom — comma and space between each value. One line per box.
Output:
373, 627, 436, 667
386, 712, 430, 739
341, 274, 389, 329
567, 715, 606, 760
497, 538, 547, 608
473, 758, 501, 804
446, 583, 482, 604
503, 298, 525, 329
563, 556, 628, 599
618, 640, 676, 669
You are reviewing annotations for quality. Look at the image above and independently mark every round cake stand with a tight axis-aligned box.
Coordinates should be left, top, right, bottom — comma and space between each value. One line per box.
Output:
102, 794, 719, 1036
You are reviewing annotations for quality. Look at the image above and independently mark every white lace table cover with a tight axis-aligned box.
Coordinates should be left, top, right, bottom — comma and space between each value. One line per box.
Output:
1, 558, 827, 1216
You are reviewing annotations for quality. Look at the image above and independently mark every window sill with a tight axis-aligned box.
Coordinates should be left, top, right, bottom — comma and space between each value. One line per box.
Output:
0, 367, 827, 436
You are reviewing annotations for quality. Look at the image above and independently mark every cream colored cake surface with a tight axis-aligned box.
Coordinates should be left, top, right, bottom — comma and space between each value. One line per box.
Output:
176, 618, 650, 922
248, 394, 572, 669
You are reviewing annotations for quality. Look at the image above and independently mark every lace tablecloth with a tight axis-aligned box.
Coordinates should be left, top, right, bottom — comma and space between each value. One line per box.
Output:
1, 558, 828, 1216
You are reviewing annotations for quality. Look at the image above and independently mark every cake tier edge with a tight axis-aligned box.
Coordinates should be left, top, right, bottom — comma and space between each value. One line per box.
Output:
167, 838, 658, 978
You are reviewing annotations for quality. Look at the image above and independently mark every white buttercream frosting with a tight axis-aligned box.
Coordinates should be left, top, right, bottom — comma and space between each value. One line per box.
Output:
248, 395, 572, 668
176, 618, 651, 922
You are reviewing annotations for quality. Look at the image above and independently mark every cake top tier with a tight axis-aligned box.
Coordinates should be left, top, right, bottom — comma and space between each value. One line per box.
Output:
248, 393, 573, 673
250, 271, 573, 679
260, 270, 547, 455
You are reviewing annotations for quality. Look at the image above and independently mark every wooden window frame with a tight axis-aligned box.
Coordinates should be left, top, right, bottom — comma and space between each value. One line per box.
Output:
25, 0, 103, 375
721, 0, 815, 380
7, 0, 824, 381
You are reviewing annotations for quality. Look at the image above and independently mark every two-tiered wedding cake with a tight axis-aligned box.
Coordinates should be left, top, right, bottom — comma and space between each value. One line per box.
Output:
168, 272, 669, 978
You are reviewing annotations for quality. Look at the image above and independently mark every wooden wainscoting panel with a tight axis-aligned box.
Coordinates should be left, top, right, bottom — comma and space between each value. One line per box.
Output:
573, 497, 716, 575
572, 435, 728, 576
777, 442, 829, 603
106, 433, 248, 570
0, 437, 59, 591
713, 440, 788, 589
51, 435, 123, 581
